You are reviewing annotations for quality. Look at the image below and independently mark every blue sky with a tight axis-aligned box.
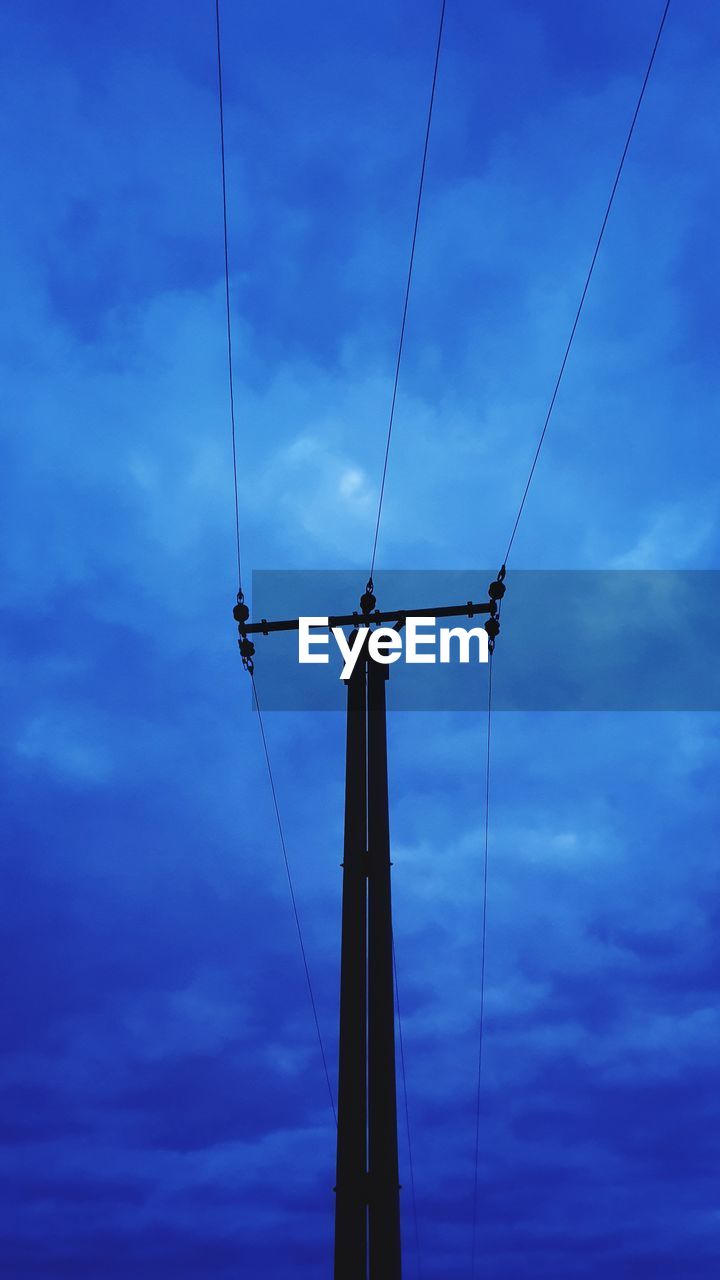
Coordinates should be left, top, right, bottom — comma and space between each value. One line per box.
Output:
1, 0, 719, 1275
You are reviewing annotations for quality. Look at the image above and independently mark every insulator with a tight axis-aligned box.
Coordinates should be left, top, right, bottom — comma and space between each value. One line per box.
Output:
488, 580, 505, 601
233, 601, 250, 624
485, 617, 500, 640
360, 589, 376, 615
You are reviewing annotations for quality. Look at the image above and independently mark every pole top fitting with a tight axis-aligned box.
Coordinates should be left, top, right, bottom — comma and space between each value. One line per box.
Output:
238, 635, 255, 673
360, 584, 376, 615
484, 614, 500, 655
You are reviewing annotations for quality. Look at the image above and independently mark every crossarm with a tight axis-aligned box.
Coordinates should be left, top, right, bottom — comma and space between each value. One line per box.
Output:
239, 600, 494, 636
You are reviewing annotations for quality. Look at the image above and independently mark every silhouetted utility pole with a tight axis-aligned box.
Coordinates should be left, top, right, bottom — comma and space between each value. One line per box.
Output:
233, 578, 504, 1279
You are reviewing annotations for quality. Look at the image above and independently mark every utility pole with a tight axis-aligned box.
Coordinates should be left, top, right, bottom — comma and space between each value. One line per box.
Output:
233, 576, 504, 1279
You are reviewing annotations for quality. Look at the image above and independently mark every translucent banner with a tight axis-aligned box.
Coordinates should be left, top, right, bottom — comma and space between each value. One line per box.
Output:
244, 570, 720, 712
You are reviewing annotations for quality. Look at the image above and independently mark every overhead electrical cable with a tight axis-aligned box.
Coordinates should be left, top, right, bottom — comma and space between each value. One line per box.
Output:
470, 653, 493, 1277
368, 0, 447, 583
366, 5, 445, 1259
471, 3, 672, 1263
393, 936, 423, 1278
501, 0, 672, 568
252, 677, 338, 1127
215, 0, 336, 1129
215, 0, 243, 593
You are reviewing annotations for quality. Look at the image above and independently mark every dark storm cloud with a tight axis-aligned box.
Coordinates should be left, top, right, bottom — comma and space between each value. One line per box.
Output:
1, 0, 719, 1276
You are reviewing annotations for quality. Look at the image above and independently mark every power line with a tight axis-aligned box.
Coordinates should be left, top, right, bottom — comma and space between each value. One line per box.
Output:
393, 936, 423, 1278
467, 11, 673, 1259
502, 0, 672, 568
471, 652, 494, 1276
215, 0, 243, 594
251, 675, 338, 1127
213, 0, 335, 1131
471, 2, 671, 1262
215, 0, 338, 1169
369, 0, 447, 584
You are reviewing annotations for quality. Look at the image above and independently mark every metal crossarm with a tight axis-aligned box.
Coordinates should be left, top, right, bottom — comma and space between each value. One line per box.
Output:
236, 598, 495, 636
